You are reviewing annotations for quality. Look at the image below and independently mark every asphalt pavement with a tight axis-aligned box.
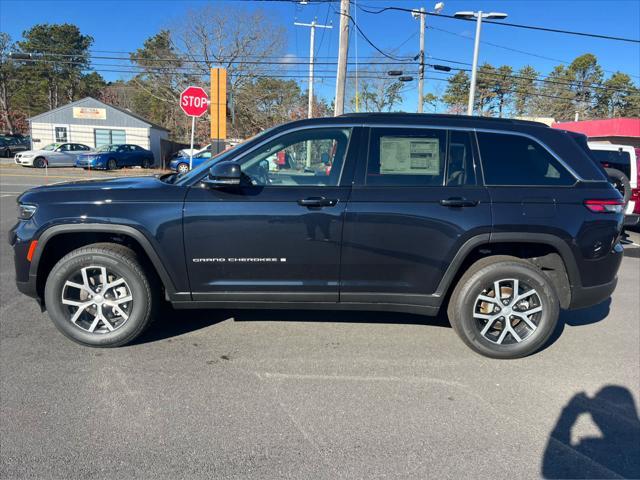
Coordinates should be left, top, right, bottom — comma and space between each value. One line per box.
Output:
1, 164, 639, 479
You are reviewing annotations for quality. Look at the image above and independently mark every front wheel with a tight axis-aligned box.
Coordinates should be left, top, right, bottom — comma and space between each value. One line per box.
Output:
44, 243, 156, 347
177, 162, 189, 174
107, 158, 118, 170
34, 157, 47, 168
447, 256, 559, 359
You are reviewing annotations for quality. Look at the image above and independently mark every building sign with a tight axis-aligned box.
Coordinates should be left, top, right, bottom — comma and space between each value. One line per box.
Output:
72, 107, 106, 120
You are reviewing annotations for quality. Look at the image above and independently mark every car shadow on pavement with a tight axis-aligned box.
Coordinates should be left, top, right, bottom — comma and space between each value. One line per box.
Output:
542, 298, 611, 352
132, 306, 451, 345
132, 307, 235, 345
541, 385, 640, 479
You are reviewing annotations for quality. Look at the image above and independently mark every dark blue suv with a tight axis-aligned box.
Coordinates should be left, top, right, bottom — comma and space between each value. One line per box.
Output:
9, 114, 624, 358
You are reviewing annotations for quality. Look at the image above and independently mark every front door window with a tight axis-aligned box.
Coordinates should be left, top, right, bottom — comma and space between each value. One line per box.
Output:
239, 128, 351, 187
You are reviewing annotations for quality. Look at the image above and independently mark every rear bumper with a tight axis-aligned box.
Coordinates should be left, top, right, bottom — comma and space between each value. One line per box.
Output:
568, 242, 623, 310
568, 276, 618, 310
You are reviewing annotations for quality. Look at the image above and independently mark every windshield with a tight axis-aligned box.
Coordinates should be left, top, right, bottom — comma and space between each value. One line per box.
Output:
42, 143, 60, 151
96, 145, 119, 152
175, 127, 278, 185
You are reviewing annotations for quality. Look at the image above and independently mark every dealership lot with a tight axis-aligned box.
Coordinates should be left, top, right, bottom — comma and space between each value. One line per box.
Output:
1, 166, 639, 479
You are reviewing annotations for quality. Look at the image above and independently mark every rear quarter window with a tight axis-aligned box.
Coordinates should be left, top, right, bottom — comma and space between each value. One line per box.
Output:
477, 132, 575, 186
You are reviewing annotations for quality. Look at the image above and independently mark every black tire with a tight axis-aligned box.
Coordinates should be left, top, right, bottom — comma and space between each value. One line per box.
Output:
142, 158, 151, 169
3, 148, 10, 158
34, 157, 47, 168
44, 243, 156, 347
107, 158, 118, 170
447, 255, 559, 359
177, 162, 189, 174
604, 167, 631, 208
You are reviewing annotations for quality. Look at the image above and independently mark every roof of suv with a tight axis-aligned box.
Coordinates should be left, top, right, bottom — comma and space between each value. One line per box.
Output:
338, 112, 549, 128
273, 113, 550, 132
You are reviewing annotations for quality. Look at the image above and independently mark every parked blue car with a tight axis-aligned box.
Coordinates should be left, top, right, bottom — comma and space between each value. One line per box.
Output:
169, 150, 213, 174
75, 144, 154, 170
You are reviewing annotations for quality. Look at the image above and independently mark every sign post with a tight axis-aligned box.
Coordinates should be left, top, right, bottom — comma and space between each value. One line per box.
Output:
180, 86, 209, 170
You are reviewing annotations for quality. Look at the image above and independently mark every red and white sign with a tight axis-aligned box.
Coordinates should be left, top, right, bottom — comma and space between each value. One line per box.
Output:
180, 86, 209, 117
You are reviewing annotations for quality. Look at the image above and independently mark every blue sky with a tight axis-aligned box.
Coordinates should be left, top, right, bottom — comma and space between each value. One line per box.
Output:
1, 0, 639, 112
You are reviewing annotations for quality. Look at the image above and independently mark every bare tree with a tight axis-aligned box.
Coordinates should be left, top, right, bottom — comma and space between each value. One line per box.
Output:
171, 6, 286, 136
347, 59, 405, 112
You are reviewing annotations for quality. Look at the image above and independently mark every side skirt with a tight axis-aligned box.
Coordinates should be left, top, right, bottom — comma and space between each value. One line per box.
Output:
170, 300, 440, 316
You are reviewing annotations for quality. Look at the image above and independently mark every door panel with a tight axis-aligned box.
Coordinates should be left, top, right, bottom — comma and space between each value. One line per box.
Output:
341, 187, 491, 302
184, 186, 349, 300
183, 127, 360, 301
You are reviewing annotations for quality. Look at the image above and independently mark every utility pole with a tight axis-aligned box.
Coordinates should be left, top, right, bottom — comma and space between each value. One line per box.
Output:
295, 18, 332, 119
417, 7, 426, 113
334, 0, 350, 116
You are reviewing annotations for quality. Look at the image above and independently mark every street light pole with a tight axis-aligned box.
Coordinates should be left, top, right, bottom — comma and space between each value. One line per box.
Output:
454, 10, 508, 116
467, 11, 483, 116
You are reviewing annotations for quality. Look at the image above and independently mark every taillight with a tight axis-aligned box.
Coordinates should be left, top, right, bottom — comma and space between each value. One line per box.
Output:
584, 199, 624, 213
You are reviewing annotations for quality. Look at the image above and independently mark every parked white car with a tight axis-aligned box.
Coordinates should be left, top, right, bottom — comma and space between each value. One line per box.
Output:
178, 143, 211, 158
588, 142, 638, 217
14, 143, 93, 168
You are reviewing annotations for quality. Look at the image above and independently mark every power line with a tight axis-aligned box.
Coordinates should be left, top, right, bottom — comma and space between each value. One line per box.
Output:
428, 25, 640, 80
357, 4, 640, 44
18, 56, 639, 96
332, 7, 416, 62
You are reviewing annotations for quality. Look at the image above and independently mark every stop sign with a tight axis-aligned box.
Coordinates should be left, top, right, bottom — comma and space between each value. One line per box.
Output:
180, 86, 209, 117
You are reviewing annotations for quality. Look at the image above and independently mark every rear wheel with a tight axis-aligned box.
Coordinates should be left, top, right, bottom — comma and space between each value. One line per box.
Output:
34, 157, 47, 168
44, 243, 156, 347
448, 256, 559, 359
177, 162, 189, 174
107, 158, 118, 170
142, 158, 151, 169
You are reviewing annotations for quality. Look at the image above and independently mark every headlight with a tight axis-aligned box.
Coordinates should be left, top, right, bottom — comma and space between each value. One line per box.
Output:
21, 153, 34, 158
18, 204, 37, 220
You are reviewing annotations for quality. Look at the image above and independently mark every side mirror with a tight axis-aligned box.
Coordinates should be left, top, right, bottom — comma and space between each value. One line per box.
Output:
204, 162, 242, 187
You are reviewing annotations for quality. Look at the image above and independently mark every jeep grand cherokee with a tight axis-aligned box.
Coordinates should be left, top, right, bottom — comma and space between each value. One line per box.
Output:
9, 114, 624, 358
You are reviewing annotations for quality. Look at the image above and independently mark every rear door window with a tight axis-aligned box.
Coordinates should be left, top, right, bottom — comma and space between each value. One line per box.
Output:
447, 130, 476, 186
477, 132, 575, 186
366, 128, 446, 186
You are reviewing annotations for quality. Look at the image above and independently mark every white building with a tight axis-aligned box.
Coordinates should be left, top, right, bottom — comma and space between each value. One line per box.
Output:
29, 97, 169, 164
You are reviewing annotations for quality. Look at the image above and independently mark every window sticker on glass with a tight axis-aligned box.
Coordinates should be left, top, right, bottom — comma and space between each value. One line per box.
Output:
380, 137, 440, 175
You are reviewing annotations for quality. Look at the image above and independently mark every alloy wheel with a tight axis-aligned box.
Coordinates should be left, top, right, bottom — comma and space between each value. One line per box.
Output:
177, 163, 189, 174
61, 265, 133, 334
473, 278, 543, 345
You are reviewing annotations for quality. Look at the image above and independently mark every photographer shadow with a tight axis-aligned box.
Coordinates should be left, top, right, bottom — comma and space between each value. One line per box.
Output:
542, 385, 640, 479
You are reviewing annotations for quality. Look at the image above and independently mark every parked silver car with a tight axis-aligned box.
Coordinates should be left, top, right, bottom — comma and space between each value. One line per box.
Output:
15, 143, 93, 167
